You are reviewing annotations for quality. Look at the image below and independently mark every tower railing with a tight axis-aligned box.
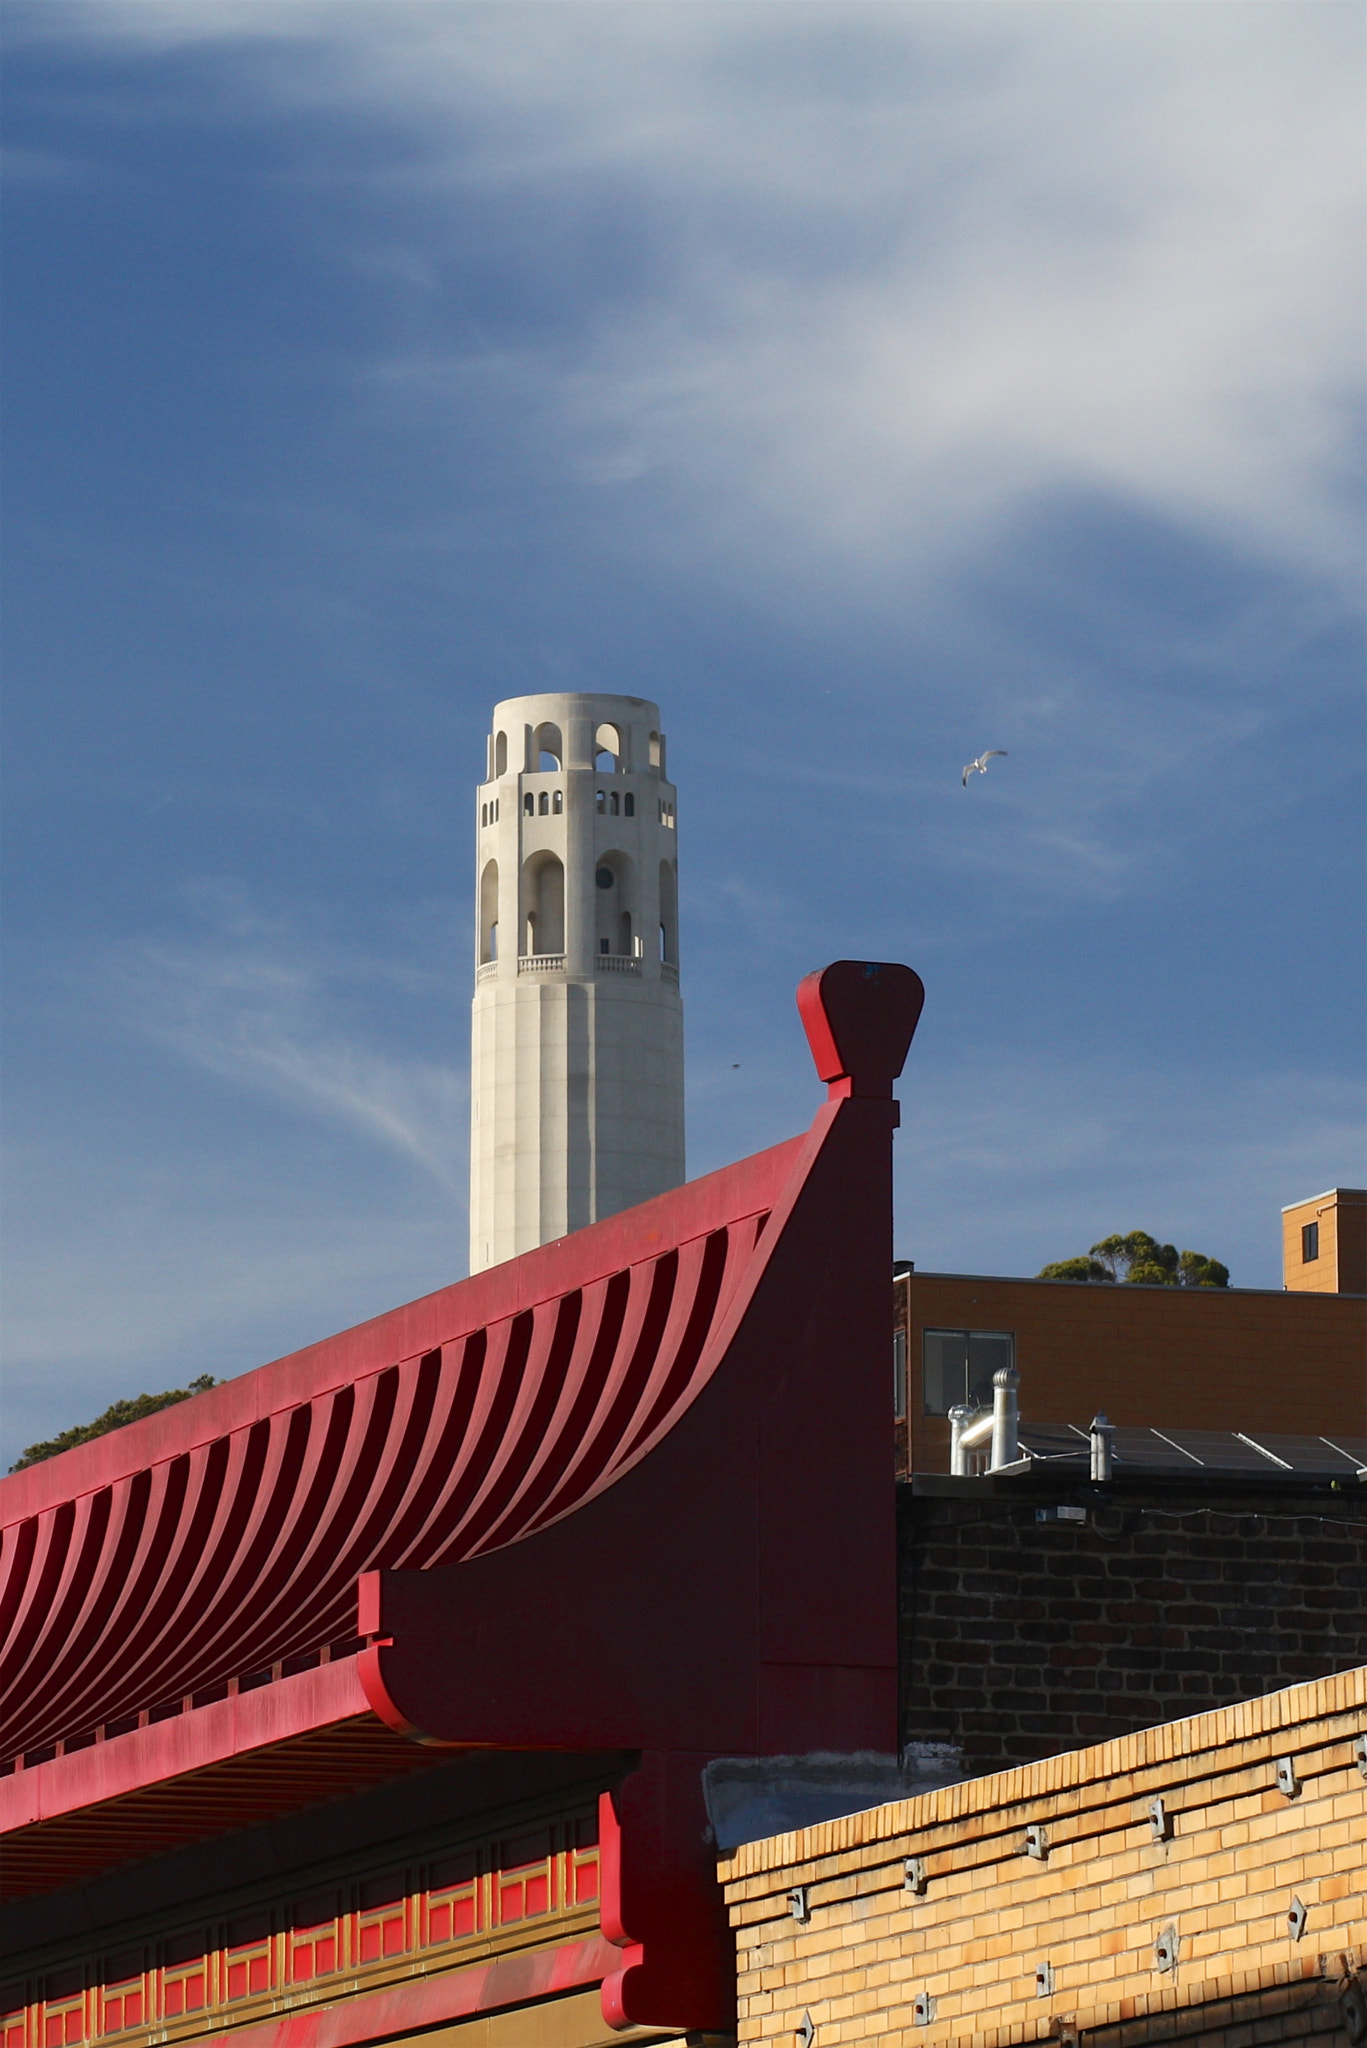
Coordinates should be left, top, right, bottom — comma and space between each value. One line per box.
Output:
596, 954, 641, 975
517, 954, 566, 974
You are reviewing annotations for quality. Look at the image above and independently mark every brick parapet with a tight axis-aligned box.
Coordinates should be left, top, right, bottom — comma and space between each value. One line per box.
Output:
898, 1485, 1367, 1772
722, 1665, 1367, 2048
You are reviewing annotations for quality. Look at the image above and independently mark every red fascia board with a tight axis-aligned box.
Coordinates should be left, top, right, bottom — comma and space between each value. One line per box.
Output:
0, 1658, 372, 1831
1, 1138, 803, 1530
173, 1935, 620, 2048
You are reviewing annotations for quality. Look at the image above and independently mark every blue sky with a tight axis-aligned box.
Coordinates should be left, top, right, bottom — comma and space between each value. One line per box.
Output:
3, 2, 1363, 1465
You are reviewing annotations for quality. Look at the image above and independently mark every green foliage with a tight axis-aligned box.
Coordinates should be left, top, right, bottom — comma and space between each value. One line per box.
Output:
9, 1375, 219, 1472
1038, 1231, 1229, 1288
1175, 1249, 1231, 1288
1037, 1256, 1114, 1284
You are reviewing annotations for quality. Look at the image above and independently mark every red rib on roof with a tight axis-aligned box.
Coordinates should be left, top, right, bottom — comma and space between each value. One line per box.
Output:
0, 1138, 800, 1767
3, 958, 926, 2033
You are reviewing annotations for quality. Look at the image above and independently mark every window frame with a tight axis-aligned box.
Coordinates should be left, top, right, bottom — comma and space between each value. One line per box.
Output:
920, 1328, 1015, 1417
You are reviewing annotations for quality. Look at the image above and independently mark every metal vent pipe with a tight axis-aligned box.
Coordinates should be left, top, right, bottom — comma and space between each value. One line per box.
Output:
989, 1365, 1020, 1470
950, 1403, 995, 1475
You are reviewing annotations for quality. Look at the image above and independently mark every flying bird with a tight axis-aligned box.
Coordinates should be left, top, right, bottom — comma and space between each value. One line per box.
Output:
962, 750, 1007, 786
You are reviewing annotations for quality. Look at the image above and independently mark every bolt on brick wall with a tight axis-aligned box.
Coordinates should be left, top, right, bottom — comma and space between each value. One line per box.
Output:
722, 1665, 1367, 2048
898, 1487, 1367, 1773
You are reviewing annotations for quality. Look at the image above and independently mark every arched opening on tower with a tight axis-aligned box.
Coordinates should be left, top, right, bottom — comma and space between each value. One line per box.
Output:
479, 859, 499, 963
594, 723, 621, 773
494, 731, 508, 778
594, 851, 635, 957
521, 852, 565, 956
659, 859, 678, 965
648, 731, 664, 773
533, 723, 562, 771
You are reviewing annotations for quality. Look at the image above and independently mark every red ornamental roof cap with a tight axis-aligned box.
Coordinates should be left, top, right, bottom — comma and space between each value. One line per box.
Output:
797, 959, 924, 1097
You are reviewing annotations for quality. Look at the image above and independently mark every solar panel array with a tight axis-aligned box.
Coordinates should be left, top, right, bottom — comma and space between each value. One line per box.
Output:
1013, 1424, 1367, 1477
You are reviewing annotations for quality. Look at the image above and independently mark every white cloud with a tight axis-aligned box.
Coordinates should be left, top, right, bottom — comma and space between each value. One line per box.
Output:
108, 885, 469, 1192
23, 3, 1363, 601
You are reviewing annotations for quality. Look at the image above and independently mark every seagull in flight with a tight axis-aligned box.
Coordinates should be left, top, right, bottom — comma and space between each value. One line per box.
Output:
962, 750, 1007, 787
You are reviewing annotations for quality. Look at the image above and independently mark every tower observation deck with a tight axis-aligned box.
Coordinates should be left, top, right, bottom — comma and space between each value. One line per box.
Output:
468, 692, 684, 1273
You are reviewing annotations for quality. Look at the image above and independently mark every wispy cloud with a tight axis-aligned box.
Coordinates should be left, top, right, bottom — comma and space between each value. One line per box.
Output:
24, 3, 1363, 599
107, 883, 469, 1192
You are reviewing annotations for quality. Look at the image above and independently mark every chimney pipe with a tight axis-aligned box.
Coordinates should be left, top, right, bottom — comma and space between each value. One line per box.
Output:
989, 1365, 1019, 1470
950, 1403, 994, 1475
1089, 1411, 1115, 1482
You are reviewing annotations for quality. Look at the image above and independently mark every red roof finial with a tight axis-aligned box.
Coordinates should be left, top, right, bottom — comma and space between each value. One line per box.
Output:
796, 959, 924, 1098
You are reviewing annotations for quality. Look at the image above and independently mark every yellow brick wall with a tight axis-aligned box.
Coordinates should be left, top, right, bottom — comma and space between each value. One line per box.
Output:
722, 1666, 1366, 2048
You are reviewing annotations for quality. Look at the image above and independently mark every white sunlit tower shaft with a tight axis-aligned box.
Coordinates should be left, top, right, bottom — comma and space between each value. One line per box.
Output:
468, 693, 684, 1273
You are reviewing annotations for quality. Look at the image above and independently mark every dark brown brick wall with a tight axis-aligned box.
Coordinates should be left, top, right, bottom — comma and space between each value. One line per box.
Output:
896, 1480, 1367, 1772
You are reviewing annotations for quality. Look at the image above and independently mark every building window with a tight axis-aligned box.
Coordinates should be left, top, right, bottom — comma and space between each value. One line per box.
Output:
922, 1330, 1014, 1415
552, 790, 563, 814
524, 793, 534, 815
624, 793, 635, 817
596, 790, 606, 814
1302, 1220, 1319, 1262
893, 1328, 907, 1419
610, 790, 619, 815
538, 791, 549, 815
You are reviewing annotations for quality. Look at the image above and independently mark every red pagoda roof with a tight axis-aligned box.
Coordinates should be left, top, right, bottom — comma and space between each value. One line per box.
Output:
1, 1135, 801, 1770
2, 958, 924, 2033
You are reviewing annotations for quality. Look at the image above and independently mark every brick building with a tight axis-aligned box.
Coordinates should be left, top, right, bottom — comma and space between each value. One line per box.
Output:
723, 1664, 1367, 2048
897, 1473, 1367, 1775
894, 1232, 1366, 1478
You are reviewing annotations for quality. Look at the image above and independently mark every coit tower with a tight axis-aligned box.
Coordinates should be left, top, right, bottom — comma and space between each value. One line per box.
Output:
468, 693, 684, 1273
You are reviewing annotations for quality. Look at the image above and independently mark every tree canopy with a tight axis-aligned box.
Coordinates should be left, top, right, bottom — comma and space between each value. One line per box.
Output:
9, 1375, 219, 1472
1038, 1232, 1229, 1288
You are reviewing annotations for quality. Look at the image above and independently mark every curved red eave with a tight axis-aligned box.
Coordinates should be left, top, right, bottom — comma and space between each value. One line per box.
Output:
2, 959, 926, 2037
0, 1133, 802, 1770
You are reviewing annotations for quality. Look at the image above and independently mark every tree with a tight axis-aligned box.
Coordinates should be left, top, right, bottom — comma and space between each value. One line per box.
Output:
1038, 1231, 1228, 1288
1036, 1255, 1114, 1284
9, 1375, 219, 1472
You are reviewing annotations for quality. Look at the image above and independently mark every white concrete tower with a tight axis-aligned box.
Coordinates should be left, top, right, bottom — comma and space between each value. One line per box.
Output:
468, 693, 684, 1273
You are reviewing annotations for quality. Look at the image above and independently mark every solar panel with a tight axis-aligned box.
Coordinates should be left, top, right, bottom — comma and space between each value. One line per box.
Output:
1109, 1428, 1201, 1469
1320, 1435, 1367, 1471
1154, 1429, 1290, 1471
1008, 1423, 1367, 1478
1235, 1432, 1364, 1474
1016, 1425, 1089, 1463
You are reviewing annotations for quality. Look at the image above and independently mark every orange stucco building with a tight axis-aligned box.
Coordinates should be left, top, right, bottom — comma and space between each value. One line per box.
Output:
895, 1201, 1366, 1475
1282, 1186, 1367, 1296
